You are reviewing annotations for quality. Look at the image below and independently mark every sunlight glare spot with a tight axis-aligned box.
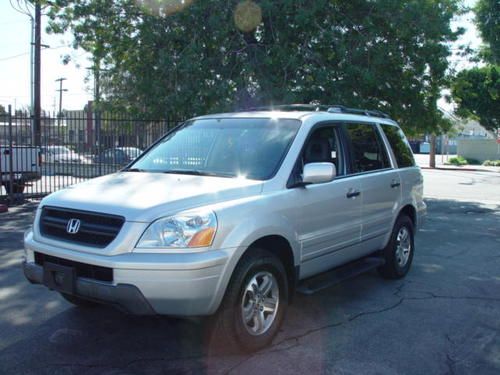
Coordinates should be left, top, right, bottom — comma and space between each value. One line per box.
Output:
0, 287, 18, 300
419, 263, 443, 273
234, 1, 262, 33
137, 0, 193, 16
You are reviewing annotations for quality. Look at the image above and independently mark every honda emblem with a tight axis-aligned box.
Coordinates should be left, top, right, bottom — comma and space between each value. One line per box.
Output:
66, 218, 81, 234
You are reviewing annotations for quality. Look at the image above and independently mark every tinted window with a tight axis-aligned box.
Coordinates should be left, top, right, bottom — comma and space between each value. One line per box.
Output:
345, 123, 389, 173
382, 125, 415, 168
131, 118, 300, 180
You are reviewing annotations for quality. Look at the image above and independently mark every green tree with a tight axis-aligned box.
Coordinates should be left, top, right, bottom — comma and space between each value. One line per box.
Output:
475, 0, 500, 64
46, 0, 460, 136
0, 104, 7, 116
451, 65, 500, 133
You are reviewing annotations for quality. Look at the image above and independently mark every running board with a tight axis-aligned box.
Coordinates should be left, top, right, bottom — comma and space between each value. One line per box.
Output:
296, 256, 385, 295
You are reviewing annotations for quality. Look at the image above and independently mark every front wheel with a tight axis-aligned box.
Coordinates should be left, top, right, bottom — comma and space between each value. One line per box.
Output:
209, 248, 288, 353
378, 215, 415, 279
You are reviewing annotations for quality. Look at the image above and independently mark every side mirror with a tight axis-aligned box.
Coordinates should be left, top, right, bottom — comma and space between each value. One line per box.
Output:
303, 162, 336, 185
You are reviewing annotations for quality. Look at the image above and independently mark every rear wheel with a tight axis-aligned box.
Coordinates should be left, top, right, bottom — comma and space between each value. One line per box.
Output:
378, 215, 414, 279
60, 293, 98, 308
208, 248, 288, 353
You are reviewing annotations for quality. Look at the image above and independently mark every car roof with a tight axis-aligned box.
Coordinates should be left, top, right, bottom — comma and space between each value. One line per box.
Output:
192, 110, 398, 126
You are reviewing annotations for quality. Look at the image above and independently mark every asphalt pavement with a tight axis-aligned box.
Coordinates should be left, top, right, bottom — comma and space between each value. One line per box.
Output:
0, 169, 499, 374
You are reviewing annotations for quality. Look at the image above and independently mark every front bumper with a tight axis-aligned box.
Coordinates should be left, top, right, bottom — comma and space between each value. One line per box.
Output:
24, 235, 232, 316
23, 261, 155, 315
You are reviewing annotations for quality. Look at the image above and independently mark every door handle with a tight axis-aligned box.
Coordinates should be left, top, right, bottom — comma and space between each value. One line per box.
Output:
346, 189, 361, 199
391, 181, 401, 188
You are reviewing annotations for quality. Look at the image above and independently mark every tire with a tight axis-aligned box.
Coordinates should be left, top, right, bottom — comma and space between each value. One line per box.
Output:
60, 293, 99, 308
208, 248, 289, 353
378, 215, 415, 279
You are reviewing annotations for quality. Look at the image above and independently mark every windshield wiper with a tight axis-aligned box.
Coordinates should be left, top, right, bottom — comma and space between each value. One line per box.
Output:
162, 169, 235, 178
122, 168, 146, 172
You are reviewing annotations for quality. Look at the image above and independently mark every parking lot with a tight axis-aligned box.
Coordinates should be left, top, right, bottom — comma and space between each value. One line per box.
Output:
0, 169, 499, 374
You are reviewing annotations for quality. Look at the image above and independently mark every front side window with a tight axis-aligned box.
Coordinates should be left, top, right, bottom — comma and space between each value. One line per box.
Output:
345, 123, 390, 173
302, 126, 343, 174
130, 118, 301, 180
288, 125, 343, 187
381, 125, 415, 168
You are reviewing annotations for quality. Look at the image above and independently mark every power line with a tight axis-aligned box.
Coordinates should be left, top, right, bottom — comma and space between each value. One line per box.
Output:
9, 0, 33, 18
0, 45, 69, 62
0, 51, 30, 61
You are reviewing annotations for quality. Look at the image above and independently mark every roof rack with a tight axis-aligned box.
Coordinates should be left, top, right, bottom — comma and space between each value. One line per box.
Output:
245, 104, 391, 119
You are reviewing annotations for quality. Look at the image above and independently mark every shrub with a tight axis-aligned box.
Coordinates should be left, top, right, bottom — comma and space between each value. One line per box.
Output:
465, 158, 481, 165
447, 156, 468, 166
483, 160, 500, 167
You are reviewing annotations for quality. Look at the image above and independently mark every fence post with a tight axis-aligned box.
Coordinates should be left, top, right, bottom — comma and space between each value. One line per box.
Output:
96, 110, 102, 176
8, 105, 14, 204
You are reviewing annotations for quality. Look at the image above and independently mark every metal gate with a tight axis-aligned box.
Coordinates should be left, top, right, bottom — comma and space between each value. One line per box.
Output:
0, 105, 181, 203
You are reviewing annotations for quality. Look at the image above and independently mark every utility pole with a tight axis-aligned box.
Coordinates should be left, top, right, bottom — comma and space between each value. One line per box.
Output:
55, 77, 68, 126
86, 62, 103, 173
30, 16, 34, 115
33, 0, 41, 147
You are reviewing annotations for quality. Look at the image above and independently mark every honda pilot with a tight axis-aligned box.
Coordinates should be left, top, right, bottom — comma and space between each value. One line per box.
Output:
23, 105, 426, 351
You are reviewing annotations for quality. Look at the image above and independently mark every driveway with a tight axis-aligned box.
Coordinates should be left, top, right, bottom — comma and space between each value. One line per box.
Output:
0, 169, 499, 374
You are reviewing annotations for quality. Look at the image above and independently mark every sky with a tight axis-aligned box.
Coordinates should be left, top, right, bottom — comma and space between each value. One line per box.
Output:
0, 0, 482, 113
0, 1, 92, 112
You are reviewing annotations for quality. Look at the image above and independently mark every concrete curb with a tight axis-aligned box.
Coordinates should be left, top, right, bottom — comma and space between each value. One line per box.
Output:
420, 166, 499, 173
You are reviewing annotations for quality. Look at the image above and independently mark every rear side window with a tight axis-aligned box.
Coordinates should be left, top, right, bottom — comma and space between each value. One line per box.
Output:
345, 123, 390, 173
381, 125, 415, 168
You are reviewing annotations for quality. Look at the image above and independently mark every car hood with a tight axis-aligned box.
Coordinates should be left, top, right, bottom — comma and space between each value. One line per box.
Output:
40, 172, 264, 222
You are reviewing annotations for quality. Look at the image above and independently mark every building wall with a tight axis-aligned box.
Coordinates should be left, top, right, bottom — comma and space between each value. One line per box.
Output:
457, 139, 500, 162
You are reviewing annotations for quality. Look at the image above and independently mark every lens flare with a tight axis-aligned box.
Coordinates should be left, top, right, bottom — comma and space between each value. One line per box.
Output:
137, 0, 194, 16
234, 1, 262, 33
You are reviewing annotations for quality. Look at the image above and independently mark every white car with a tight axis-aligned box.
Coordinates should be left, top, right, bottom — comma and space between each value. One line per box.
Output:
42, 146, 91, 164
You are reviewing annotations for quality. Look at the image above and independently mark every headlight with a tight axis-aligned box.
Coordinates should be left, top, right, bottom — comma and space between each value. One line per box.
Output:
136, 210, 217, 249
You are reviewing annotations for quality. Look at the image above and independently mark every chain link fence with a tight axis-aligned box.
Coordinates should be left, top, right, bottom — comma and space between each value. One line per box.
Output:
0, 107, 182, 203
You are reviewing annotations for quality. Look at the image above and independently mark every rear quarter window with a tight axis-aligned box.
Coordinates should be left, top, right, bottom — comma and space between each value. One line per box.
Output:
381, 125, 415, 168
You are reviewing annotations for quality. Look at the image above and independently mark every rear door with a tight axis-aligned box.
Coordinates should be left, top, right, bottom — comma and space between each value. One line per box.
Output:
343, 123, 401, 250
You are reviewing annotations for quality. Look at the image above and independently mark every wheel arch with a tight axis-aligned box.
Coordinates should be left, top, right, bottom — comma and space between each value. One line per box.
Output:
380, 203, 418, 250
209, 232, 298, 314
248, 235, 297, 301
399, 204, 417, 230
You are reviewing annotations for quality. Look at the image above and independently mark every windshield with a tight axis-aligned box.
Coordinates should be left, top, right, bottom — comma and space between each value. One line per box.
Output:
129, 118, 301, 180
50, 146, 71, 154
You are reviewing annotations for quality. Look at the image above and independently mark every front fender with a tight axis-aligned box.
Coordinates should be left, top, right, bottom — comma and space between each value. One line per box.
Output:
207, 211, 300, 314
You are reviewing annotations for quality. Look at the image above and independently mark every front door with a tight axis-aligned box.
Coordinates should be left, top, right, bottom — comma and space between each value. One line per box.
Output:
289, 125, 363, 279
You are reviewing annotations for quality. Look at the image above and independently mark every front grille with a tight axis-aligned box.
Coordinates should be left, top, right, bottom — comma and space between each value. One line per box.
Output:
35, 252, 113, 282
40, 206, 125, 248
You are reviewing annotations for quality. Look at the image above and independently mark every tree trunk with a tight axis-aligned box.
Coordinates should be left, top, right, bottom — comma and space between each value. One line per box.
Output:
429, 134, 437, 168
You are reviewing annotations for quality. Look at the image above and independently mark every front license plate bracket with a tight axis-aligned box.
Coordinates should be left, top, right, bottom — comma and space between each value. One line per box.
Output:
43, 262, 76, 294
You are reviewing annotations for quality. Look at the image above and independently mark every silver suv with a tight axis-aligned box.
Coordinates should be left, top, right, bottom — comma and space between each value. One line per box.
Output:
23, 105, 426, 351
